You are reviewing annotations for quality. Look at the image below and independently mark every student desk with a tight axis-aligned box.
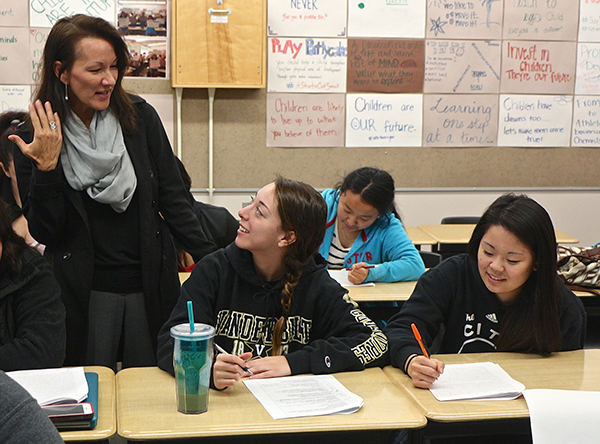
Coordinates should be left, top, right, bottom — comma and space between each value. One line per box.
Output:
404, 226, 437, 247
347, 281, 417, 303
418, 224, 579, 245
115, 366, 426, 442
60, 366, 116, 442
383, 349, 600, 440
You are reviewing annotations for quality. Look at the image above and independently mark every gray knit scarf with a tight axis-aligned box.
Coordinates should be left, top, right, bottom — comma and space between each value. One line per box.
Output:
61, 109, 137, 213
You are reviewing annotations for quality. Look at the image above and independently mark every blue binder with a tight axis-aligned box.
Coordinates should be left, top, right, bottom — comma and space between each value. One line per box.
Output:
53, 372, 98, 430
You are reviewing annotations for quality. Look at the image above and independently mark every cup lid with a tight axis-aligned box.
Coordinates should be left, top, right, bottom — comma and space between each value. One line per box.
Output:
170, 323, 215, 340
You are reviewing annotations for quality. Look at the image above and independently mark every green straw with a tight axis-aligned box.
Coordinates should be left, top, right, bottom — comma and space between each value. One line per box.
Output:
187, 301, 195, 333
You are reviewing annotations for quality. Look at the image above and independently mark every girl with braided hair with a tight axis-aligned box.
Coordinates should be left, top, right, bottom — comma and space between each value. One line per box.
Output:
157, 177, 388, 389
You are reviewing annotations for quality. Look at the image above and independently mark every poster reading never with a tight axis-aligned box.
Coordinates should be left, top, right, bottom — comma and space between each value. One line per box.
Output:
579, 0, 600, 42
424, 40, 501, 93
268, 37, 347, 92
347, 39, 424, 93
423, 95, 498, 147
503, 0, 579, 41
501, 41, 576, 95
345, 93, 423, 147
267, 93, 345, 147
268, 0, 347, 37
426, 0, 503, 40
0, 85, 31, 112
575, 43, 600, 94
29, 0, 116, 27
347, 0, 425, 38
0, 27, 31, 85
497, 95, 573, 147
572, 96, 600, 146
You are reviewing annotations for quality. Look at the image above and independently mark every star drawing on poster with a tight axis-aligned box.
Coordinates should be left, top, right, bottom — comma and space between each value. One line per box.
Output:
430, 16, 447, 36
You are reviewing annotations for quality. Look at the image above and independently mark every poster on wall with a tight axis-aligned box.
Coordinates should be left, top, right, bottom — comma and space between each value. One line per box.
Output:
29, 27, 50, 85
345, 93, 423, 147
0, 85, 31, 112
502, 0, 579, 41
0, 0, 28, 28
29, 0, 116, 27
426, 0, 503, 40
347, 0, 425, 38
267, 93, 345, 147
423, 94, 498, 147
346, 39, 424, 93
497, 94, 573, 147
579, 0, 600, 42
424, 40, 501, 94
0, 27, 32, 85
268, 37, 347, 92
268, 0, 347, 37
500, 40, 577, 95
575, 43, 600, 94
572, 96, 600, 146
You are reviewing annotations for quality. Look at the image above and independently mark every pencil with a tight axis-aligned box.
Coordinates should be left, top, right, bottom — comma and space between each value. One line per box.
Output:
344, 264, 378, 271
411, 323, 430, 359
213, 343, 254, 376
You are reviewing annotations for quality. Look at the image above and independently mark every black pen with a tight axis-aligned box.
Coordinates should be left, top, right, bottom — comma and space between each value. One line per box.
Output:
213, 343, 254, 376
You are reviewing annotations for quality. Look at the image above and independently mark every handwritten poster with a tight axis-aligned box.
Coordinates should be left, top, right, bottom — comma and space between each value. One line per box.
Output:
572, 96, 600, 146
345, 93, 423, 147
423, 95, 498, 147
503, 0, 579, 41
497, 95, 573, 147
0, 0, 28, 28
501, 41, 576, 95
579, 0, 600, 42
29, 28, 50, 84
426, 0, 503, 40
0, 27, 31, 85
347, 39, 424, 93
424, 40, 501, 93
267, 37, 346, 92
29, 0, 116, 28
0, 85, 31, 112
347, 0, 425, 38
575, 43, 600, 94
268, 0, 347, 37
266, 93, 345, 147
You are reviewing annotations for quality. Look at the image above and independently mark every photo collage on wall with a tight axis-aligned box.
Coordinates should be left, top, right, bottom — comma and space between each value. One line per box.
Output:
266, 0, 600, 149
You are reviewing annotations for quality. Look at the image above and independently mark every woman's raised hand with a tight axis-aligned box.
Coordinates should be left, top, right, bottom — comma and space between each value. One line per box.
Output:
8, 100, 62, 171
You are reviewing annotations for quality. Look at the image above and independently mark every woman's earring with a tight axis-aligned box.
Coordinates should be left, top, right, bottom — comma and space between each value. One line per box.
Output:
64, 83, 69, 101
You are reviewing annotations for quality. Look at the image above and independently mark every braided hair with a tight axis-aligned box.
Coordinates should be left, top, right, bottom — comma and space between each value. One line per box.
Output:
271, 176, 327, 355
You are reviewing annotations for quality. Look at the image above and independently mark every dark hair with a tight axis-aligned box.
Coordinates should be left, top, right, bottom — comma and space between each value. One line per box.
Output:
467, 193, 561, 354
0, 199, 27, 274
35, 14, 136, 134
337, 167, 400, 221
271, 176, 327, 355
0, 111, 26, 167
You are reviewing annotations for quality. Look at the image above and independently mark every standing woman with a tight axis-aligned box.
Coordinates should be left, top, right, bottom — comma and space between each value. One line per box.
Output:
319, 167, 425, 284
157, 177, 387, 389
384, 194, 586, 389
9, 14, 215, 369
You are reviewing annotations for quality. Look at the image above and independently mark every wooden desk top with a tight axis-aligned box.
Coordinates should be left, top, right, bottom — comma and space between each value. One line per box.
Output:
116, 367, 426, 440
348, 281, 417, 302
404, 226, 437, 246
383, 349, 600, 423
418, 225, 579, 245
60, 366, 116, 442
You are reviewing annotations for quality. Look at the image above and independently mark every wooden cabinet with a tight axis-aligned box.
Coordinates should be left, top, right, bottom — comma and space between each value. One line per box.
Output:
171, 0, 266, 88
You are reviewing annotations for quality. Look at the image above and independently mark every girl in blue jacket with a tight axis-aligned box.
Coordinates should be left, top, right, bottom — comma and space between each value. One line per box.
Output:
319, 167, 425, 284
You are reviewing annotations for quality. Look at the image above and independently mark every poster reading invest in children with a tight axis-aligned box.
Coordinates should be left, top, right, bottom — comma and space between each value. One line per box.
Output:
503, 0, 579, 41
345, 93, 423, 147
423, 95, 498, 147
29, 0, 116, 27
268, 0, 347, 37
500, 41, 577, 95
424, 40, 501, 94
497, 95, 573, 147
347, 0, 425, 38
425, 0, 503, 40
346, 39, 425, 93
267, 93, 345, 147
268, 37, 347, 92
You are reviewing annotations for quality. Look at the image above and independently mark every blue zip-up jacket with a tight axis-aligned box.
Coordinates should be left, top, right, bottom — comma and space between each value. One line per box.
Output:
319, 189, 425, 283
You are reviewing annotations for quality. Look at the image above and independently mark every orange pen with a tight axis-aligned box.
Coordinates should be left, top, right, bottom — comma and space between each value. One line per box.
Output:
411, 323, 430, 359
